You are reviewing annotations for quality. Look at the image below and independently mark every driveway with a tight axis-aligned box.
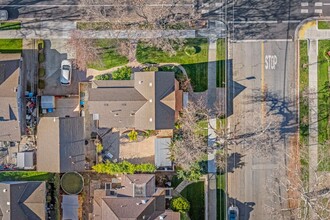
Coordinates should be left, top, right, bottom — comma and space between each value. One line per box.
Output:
41, 39, 86, 96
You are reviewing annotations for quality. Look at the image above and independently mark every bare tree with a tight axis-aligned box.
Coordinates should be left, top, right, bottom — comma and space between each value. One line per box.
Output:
265, 142, 330, 220
66, 31, 100, 70
80, 0, 199, 55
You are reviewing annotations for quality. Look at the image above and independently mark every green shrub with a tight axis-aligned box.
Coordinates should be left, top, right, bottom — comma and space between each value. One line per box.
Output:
95, 73, 111, 80
37, 39, 44, 50
170, 197, 190, 213
112, 66, 132, 80
38, 68, 45, 77
142, 66, 159, 72
38, 79, 45, 89
177, 162, 203, 182
143, 130, 156, 138
128, 130, 138, 142
92, 161, 156, 175
38, 53, 45, 63
184, 46, 197, 56
96, 143, 103, 153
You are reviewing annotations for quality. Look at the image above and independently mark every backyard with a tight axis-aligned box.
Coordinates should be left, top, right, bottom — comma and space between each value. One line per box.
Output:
317, 40, 330, 171
87, 39, 128, 70
136, 38, 209, 92
0, 39, 22, 53
0, 171, 53, 181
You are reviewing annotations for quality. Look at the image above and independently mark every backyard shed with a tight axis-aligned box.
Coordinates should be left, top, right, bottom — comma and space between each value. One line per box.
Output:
61, 195, 79, 220
16, 151, 34, 170
155, 138, 172, 169
41, 96, 55, 109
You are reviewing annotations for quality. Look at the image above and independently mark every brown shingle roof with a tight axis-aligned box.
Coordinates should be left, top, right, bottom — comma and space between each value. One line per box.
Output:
0, 54, 21, 142
88, 72, 182, 130
36, 117, 85, 173
0, 181, 46, 220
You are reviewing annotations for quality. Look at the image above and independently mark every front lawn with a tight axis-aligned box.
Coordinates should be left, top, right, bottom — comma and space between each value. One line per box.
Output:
87, 39, 128, 70
216, 38, 226, 88
0, 39, 22, 53
317, 40, 330, 171
180, 181, 205, 220
0, 171, 53, 181
0, 22, 21, 30
136, 38, 209, 92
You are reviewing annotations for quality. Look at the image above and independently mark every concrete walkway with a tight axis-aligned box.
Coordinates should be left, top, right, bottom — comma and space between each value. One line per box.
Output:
0, 21, 196, 39
307, 39, 318, 190
206, 38, 218, 220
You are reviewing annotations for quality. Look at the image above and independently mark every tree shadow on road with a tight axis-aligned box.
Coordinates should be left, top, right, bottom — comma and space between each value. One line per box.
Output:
227, 152, 245, 173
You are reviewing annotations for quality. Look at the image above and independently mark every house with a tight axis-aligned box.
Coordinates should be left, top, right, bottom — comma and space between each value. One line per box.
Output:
0, 54, 22, 142
92, 174, 180, 220
36, 117, 85, 173
0, 181, 46, 220
87, 71, 183, 130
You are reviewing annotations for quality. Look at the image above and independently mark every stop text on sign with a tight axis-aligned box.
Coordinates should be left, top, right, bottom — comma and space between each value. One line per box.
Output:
265, 55, 277, 70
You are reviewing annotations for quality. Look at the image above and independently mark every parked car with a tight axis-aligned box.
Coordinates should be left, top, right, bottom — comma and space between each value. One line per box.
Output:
228, 205, 239, 220
60, 60, 72, 85
0, 10, 8, 21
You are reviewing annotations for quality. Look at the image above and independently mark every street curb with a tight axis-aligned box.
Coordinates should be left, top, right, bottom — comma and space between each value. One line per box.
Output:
294, 16, 330, 40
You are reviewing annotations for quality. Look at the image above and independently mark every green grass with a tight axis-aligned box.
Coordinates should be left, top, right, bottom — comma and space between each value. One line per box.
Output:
136, 38, 209, 92
171, 175, 183, 188
180, 181, 205, 220
317, 40, 330, 171
299, 40, 309, 144
0, 171, 53, 181
217, 174, 226, 220
0, 22, 21, 30
87, 39, 128, 70
318, 21, 330, 30
217, 38, 226, 88
60, 172, 84, 194
0, 39, 22, 53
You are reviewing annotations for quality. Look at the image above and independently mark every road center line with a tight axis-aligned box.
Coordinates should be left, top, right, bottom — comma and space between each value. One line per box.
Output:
261, 42, 265, 125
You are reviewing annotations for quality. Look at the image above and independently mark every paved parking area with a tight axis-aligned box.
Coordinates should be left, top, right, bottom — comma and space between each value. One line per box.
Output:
41, 39, 87, 96
42, 96, 80, 118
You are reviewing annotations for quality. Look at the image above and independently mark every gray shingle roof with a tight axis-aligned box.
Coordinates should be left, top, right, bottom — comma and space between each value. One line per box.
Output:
0, 54, 21, 142
36, 117, 85, 173
0, 181, 46, 220
88, 71, 179, 130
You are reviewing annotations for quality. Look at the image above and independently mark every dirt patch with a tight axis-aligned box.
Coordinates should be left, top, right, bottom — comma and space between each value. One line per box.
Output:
287, 135, 300, 210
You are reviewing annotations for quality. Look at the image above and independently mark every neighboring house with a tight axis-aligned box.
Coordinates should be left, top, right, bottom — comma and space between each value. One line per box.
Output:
0, 181, 46, 220
93, 174, 180, 220
36, 117, 85, 173
88, 71, 183, 130
0, 54, 22, 142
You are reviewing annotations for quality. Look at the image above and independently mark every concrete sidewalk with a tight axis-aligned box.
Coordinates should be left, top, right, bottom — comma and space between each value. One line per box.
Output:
0, 21, 196, 39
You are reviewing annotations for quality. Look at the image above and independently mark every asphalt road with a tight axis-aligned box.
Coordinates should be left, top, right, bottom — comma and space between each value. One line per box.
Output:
227, 41, 297, 219
202, 0, 330, 39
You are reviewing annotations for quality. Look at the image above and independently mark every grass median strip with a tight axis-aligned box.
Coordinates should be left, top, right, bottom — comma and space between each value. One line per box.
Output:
0, 22, 21, 30
216, 38, 226, 88
318, 21, 330, 30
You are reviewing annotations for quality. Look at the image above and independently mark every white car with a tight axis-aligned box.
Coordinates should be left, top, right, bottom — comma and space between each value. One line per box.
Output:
60, 60, 72, 85
228, 205, 239, 220
0, 10, 8, 21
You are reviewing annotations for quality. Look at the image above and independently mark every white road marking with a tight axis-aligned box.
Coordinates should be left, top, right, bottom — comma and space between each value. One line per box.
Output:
324, 3, 330, 5
230, 39, 293, 43
282, 20, 301, 23
315, 2, 323, 7
229, 20, 278, 24
301, 2, 309, 7
315, 9, 323, 13
215, 3, 223, 7
201, 9, 209, 14
301, 9, 309, 13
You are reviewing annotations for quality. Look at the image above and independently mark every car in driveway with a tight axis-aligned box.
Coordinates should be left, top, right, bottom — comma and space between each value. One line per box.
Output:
0, 10, 8, 21
60, 60, 72, 86
228, 205, 239, 220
